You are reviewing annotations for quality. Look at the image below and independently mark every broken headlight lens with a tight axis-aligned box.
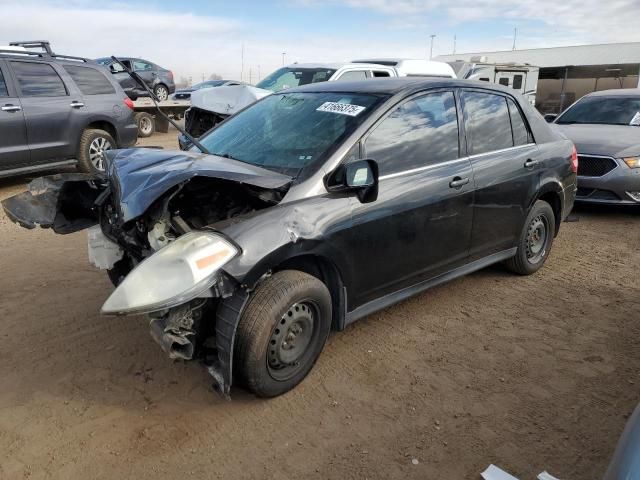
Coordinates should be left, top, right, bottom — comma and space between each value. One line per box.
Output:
101, 231, 239, 315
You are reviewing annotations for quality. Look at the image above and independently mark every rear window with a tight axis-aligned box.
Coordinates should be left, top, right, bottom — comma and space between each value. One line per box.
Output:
0, 68, 8, 96
461, 91, 513, 155
63, 65, 116, 95
11, 61, 67, 97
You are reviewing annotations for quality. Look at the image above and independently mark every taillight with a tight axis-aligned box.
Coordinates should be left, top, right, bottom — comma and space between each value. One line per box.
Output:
570, 145, 578, 173
124, 97, 134, 110
168, 70, 174, 80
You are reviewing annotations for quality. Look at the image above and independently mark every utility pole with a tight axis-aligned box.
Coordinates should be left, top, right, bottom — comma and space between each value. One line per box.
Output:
453, 34, 457, 54
282, 52, 286, 66
249, 67, 253, 84
512, 28, 517, 51
429, 34, 436, 60
241, 43, 245, 81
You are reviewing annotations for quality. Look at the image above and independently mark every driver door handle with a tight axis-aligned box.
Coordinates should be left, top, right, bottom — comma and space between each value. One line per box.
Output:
70, 101, 85, 108
1, 104, 21, 112
449, 177, 470, 189
524, 158, 540, 169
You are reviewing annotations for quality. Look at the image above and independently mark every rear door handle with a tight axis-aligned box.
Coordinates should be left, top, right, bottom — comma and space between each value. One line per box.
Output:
70, 101, 85, 108
449, 177, 470, 189
524, 158, 540, 169
1, 104, 21, 112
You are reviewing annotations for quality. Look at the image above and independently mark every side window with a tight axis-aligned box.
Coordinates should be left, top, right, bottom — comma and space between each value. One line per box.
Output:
512, 75, 523, 90
63, 66, 116, 95
10, 61, 67, 97
372, 70, 391, 78
461, 91, 513, 155
336, 70, 367, 82
133, 60, 153, 71
507, 98, 532, 146
0, 68, 8, 96
365, 91, 459, 175
498, 77, 509, 87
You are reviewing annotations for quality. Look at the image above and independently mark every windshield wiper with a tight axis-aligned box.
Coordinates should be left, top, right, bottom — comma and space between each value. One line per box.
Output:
109, 56, 210, 155
215, 152, 241, 161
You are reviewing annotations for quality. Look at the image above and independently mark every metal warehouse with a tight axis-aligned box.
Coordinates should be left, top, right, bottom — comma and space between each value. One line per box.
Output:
437, 42, 640, 114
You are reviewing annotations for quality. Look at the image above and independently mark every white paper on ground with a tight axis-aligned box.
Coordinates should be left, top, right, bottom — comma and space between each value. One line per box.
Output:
537, 471, 561, 480
481, 464, 520, 480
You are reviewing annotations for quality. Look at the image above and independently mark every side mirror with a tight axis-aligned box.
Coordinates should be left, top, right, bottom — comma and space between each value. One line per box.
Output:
544, 114, 557, 123
326, 159, 379, 203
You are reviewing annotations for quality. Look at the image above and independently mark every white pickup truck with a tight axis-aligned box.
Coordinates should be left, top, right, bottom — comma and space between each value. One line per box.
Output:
181, 59, 457, 146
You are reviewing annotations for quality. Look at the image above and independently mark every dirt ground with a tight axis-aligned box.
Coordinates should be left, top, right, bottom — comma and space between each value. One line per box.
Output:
0, 127, 638, 480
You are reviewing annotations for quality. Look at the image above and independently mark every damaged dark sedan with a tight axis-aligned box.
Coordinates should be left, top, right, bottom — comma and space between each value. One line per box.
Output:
2, 79, 577, 397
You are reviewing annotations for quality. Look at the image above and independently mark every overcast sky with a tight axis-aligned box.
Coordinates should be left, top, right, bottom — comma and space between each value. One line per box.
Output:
2, 0, 639, 83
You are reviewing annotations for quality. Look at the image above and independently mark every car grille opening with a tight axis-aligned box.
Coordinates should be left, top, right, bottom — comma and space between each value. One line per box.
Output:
577, 155, 617, 177
576, 188, 621, 201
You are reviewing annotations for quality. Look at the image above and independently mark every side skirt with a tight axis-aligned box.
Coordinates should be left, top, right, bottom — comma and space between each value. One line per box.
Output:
345, 248, 517, 326
0, 159, 76, 178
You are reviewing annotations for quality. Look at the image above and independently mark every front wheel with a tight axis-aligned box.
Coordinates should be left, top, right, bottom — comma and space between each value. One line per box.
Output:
234, 270, 332, 397
505, 200, 556, 275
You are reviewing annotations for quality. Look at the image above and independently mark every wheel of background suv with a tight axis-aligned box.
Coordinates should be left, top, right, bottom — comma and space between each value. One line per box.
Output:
505, 200, 556, 275
135, 112, 155, 138
154, 84, 169, 101
235, 270, 332, 397
77, 128, 115, 173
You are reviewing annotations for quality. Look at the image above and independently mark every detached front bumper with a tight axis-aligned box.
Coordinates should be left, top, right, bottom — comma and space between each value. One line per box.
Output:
576, 160, 640, 205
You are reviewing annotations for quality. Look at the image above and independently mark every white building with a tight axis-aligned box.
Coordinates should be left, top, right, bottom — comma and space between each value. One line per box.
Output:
437, 42, 640, 114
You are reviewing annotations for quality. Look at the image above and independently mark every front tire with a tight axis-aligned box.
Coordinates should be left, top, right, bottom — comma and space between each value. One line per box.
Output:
505, 200, 556, 275
77, 128, 115, 173
235, 270, 332, 397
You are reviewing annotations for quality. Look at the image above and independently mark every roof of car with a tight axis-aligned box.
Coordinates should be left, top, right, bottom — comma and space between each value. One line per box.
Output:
284, 62, 393, 70
284, 77, 510, 95
586, 88, 640, 98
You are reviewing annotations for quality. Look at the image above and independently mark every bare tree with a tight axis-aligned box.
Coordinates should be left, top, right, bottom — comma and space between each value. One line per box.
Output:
208, 73, 223, 80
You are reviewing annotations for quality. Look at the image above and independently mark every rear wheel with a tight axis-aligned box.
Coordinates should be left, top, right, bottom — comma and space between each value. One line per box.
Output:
135, 112, 155, 138
235, 270, 332, 397
505, 200, 556, 275
77, 128, 115, 173
154, 84, 169, 101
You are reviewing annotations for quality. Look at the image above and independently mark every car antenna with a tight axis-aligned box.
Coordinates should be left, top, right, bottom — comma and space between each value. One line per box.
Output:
110, 56, 210, 155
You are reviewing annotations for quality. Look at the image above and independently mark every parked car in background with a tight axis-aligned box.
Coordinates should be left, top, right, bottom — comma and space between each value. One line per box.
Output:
0, 41, 137, 176
180, 60, 457, 147
96, 57, 175, 101
551, 89, 640, 205
173, 80, 246, 100
3, 78, 576, 397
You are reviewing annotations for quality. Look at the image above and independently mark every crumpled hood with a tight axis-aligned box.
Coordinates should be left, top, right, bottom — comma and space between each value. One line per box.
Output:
554, 124, 640, 158
107, 148, 293, 222
190, 84, 271, 115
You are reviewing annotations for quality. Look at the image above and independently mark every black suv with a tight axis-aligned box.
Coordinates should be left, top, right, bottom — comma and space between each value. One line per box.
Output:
0, 41, 138, 176
3, 79, 577, 398
95, 57, 175, 101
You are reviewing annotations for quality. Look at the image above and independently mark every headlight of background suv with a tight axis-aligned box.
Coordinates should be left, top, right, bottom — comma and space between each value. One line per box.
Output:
101, 232, 239, 315
623, 157, 640, 169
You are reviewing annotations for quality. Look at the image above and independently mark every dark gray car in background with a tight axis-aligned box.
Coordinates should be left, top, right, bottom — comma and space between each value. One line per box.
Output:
96, 57, 175, 101
0, 41, 138, 176
552, 89, 640, 205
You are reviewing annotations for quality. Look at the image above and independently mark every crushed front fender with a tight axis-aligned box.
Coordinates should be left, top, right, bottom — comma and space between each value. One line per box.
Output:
1, 173, 105, 234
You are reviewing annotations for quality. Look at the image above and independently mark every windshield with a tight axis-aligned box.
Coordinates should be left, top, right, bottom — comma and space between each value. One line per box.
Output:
255, 67, 337, 92
556, 96, 640, 126
196, 92, 388, 176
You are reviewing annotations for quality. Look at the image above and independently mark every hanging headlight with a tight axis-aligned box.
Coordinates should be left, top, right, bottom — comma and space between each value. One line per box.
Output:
101, 232, 239, 315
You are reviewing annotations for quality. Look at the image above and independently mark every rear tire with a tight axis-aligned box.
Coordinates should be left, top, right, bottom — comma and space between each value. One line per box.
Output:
153, 84, 169, 101
505, 200, 556, 275
77, 129, 115, 173
235, 270, 332, 397
135, 112, 155, 138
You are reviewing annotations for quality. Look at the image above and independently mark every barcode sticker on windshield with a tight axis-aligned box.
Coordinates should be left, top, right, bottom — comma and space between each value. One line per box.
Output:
630, 112, 640, 126
317, 102, 366, 116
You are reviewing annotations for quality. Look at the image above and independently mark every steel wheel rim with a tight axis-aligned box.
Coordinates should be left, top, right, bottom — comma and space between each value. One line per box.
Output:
88, 137, 113, 171
155, 86, 168, 101
526, 214, 548, 264
139, 116, 153, 135
267, 301, 318, 381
